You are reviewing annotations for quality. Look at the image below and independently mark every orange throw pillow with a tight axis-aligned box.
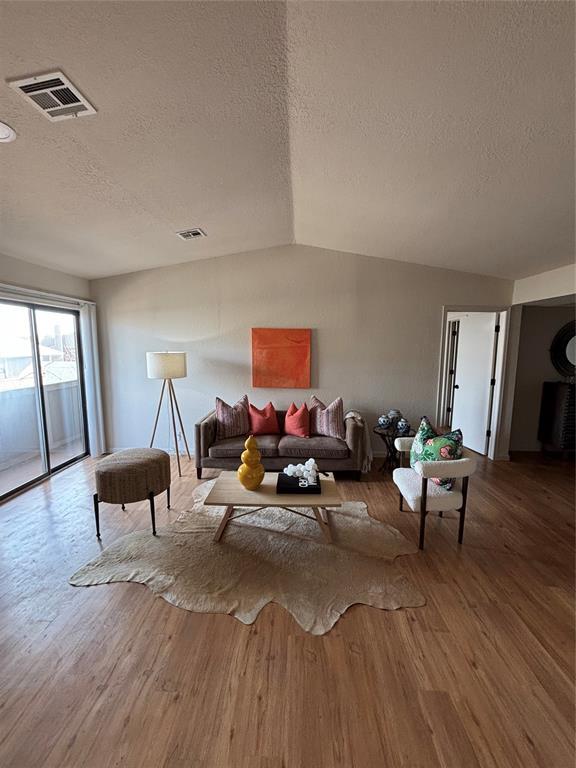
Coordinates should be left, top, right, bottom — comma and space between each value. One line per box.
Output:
284, 402, 310, 438
249, 401, 280, 435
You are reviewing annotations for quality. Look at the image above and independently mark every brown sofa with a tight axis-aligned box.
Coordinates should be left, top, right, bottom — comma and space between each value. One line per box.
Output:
195, 409, 366, 479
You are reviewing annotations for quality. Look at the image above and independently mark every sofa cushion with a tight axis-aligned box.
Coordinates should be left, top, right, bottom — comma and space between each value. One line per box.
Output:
249, 401, 280, 435
215, 395, 250, 440
309, 395, 346, 440
284, 402, 310, 437
278, 435, 349, 460
209, 434, 280, 459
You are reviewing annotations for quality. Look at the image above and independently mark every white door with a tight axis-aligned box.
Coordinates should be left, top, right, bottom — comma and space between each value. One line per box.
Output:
451, 312, 497, 454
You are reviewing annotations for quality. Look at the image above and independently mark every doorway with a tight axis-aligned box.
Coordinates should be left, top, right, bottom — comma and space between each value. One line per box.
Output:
0, 300, 89, 499
438, 310, 506, 456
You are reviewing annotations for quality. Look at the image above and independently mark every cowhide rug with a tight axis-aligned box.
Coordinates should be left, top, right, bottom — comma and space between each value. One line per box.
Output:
70, 480, 425, 635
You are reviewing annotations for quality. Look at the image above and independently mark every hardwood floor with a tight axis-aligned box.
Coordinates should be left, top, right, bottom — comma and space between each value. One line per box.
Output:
0, 454, 573, 767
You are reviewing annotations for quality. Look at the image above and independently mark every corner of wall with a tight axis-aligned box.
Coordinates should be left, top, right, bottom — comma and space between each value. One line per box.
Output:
512, 263, 575, 305
0, 252, 91, 300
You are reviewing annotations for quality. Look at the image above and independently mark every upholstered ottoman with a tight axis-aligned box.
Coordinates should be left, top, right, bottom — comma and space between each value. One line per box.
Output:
93, 448, 171, 538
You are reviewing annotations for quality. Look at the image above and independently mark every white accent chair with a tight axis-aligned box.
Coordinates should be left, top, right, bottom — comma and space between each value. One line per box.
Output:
393, 437, 477, 550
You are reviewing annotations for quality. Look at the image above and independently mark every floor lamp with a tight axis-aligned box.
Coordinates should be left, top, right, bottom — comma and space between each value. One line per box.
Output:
147, 351, 191, 477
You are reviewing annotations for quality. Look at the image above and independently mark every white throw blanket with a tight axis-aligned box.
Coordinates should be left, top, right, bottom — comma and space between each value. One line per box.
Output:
345, 410, 373, 473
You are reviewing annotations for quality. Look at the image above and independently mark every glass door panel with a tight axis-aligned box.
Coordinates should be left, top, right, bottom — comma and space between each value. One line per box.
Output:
34, 308, 87, 470
0, 302, 48, 496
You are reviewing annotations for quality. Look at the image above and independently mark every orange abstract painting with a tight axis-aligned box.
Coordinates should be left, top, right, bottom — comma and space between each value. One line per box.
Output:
252, 328, 311, 388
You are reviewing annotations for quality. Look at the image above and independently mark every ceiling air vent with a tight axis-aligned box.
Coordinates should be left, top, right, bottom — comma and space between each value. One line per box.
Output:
177, 228, 206, 240
7, 71, 96, 122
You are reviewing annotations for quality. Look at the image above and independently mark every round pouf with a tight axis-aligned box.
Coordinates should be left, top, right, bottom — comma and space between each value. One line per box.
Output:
93, 448, 171, 538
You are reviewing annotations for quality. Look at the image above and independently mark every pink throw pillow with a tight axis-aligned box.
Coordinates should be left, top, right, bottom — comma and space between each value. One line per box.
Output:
284, 402, 310, 438
249, 401, 280, 435
215, 395, 250, 439
309, 395, 345, 440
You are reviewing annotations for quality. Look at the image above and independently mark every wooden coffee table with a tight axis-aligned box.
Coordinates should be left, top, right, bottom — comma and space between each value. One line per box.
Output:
204, 471, 343, 543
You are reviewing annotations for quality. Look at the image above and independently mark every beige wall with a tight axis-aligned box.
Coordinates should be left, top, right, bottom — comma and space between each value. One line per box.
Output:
510, 305, 574, 451
0, 252, 90, 299
512, 264, 575, 305
91, 244, 512, 452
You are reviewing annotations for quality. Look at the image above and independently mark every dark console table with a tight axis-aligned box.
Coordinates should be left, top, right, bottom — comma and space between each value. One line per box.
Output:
373, 426, 415, 473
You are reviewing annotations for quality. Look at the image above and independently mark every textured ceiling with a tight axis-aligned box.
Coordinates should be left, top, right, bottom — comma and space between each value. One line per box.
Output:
0, 1, 573, 280
0, 1, 292, 278
287, 1, 575, 280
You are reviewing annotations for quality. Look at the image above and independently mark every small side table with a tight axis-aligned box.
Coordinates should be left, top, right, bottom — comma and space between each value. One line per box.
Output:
373, 426, 415, 473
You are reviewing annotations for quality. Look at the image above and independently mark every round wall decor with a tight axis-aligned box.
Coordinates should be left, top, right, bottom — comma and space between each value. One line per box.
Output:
550, 320, 576, 378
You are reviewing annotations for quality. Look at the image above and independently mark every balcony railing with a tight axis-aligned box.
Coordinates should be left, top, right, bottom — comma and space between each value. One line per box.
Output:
0, 380, 84, 472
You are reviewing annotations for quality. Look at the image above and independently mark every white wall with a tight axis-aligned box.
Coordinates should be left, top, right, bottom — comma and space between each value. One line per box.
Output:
0, 252, 90, 299
510, 305, 574, 451
91, 244, 512, 453
512, 264, 575, 305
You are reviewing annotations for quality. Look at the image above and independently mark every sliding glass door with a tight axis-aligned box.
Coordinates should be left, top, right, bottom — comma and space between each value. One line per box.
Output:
0, 301, 88, 499
0, 303, 47, 495
35, 309, 87, 470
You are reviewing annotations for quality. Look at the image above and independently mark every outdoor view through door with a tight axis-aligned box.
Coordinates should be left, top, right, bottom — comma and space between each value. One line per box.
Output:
0, 301, 88, 498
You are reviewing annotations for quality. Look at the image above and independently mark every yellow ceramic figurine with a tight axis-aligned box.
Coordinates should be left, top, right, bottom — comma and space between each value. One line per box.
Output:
237, 435, 265, 490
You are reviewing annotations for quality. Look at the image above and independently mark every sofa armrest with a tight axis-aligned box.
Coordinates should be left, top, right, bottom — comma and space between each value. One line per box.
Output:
195, 410, 217, 466
345, 415, 363, 462
394, 437, 414, 453
414, 449, 477, 479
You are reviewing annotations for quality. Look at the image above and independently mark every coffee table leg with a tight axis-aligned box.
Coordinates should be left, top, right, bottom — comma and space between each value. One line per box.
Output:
313, 506, 333, 543
214, 505, 234, 542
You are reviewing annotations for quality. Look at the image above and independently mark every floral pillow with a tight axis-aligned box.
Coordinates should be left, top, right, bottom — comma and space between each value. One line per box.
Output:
410, 417, 463, 489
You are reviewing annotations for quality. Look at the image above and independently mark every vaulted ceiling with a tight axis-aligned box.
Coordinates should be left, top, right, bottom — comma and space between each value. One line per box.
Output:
0, 1, 573, 280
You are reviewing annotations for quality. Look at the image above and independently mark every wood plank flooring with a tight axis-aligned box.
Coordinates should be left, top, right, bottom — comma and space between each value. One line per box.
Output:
0, 454, 573, 767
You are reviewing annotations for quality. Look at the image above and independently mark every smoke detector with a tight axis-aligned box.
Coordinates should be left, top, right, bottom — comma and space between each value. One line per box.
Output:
7, 71, 96, 122
176, 228, 206, 240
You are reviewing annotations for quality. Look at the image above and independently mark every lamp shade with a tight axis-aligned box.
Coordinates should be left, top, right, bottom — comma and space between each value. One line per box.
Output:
146, 352, 187, 380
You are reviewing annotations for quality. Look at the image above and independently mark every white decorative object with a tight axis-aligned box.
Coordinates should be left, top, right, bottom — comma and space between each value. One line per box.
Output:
387, 409, 403, 423
397, 417, 411, 435
283, 458, 319, 485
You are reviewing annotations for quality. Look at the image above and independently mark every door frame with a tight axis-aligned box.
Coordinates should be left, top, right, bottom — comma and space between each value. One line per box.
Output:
0, 299, 90, 502
440, 318, 460, 429
436, 305, 511, 460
